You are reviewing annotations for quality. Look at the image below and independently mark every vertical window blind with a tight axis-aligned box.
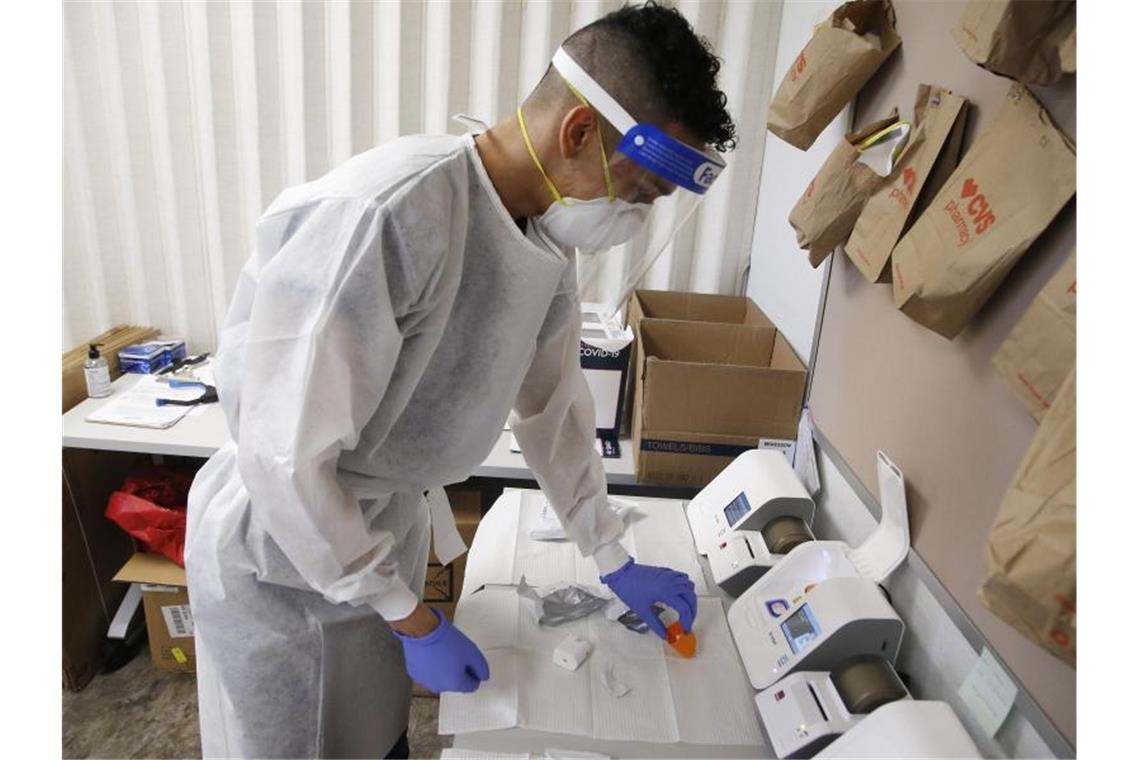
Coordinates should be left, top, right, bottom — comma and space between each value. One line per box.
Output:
63, 0, 781, 351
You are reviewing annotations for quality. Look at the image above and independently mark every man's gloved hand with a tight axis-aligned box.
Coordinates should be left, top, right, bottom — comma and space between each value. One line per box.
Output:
601, 558, 697, 639
392, 607, 490, 693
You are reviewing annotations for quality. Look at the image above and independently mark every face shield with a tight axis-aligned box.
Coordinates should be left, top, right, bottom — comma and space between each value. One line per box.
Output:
549, 47, 728, 317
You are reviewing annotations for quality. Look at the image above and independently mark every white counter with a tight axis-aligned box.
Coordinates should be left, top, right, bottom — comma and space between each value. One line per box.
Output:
62, 372, 639, 483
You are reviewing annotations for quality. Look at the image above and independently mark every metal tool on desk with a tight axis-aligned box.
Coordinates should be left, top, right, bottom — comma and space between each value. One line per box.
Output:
685, 449, 816, 596
156, 351, 210, 376
755, 655, 910, 758
155, 379, 218, 407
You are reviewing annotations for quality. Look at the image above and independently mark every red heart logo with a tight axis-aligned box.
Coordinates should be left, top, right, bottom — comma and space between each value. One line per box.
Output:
961, 178, 978, 198
902, 167, 917, 194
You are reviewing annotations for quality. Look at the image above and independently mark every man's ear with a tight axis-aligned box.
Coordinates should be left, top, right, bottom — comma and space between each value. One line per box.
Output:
558, 104, 597, 160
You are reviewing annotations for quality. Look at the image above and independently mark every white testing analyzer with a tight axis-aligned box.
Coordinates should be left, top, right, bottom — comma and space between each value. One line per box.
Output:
727, 451, 912, 691
730, 451, 910, 628
735, 576, 905, 692
815, 700, 981, 759
755, 655, 910, 758
754, 658, 979, 759
686, 449, 817, 596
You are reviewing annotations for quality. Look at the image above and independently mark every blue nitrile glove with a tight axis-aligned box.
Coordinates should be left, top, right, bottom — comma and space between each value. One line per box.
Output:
601, 558, 697, 639
392, 608, 491, 693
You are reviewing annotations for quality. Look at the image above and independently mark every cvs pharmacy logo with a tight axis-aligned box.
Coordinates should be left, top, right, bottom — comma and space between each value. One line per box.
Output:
960, 177, 997, 234
789, 50, 807, 82
902, 166, 917, 195
888, 166, 918, 210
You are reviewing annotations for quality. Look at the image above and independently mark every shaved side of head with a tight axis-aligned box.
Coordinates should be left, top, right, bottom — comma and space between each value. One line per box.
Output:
524, 1, 737, 154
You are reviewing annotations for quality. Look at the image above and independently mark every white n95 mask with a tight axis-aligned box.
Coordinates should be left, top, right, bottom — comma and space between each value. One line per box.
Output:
534, 196, 651, 253
517, 106, 651, 253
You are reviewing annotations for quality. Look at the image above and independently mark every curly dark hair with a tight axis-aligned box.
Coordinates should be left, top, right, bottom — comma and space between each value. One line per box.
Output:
536, 1, 737, 153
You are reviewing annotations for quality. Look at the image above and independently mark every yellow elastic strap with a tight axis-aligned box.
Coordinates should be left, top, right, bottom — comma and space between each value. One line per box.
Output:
855, 120, 914, 151
561, 78, 616, 201
517, 107, 566, 206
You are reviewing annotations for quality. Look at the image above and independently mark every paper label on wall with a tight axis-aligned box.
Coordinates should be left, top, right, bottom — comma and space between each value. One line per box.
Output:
162, 604, 195, 638
957, 647, 1017, 737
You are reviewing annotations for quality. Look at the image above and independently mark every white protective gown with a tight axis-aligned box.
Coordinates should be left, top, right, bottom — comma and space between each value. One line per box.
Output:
185, 133, 630, 758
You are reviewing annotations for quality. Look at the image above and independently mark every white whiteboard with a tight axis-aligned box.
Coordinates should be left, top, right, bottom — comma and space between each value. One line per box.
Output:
745, 0, 849, 364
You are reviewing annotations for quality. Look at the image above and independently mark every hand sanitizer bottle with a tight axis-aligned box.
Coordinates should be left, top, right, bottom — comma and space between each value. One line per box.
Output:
84, 344, 112, 399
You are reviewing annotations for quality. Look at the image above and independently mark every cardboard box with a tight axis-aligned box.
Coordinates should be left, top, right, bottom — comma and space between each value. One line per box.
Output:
580, 304, 634, 455
630, 299, 807, 487
113, 553, 195, 673
624, 290, 779, 439
424, 485, 483, 621
108, 487, 483, 674
628, 289, 777, 329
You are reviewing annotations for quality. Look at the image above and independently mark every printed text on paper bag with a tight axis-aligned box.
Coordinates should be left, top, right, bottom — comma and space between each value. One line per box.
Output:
944, 177, 997, 246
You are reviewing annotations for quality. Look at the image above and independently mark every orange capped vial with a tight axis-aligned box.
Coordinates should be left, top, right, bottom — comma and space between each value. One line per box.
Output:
658, 605, 697, 658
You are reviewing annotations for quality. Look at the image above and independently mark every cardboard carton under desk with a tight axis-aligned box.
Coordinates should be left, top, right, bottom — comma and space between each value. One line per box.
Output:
632, 318, 807, 486
112, 486, 483, 676
114, 553, 195, 673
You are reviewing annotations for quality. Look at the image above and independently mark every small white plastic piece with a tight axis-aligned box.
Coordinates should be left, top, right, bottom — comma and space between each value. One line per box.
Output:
601, 661, 632, 697
553, 635, 593, 671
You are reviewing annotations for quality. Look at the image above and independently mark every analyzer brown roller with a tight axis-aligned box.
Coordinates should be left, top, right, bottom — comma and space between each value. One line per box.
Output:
831, 655, 909, 715
761, 515, 815, 556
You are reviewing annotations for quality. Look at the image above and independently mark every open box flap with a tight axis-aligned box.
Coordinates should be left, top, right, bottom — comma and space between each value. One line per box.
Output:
113, 552, 187, 587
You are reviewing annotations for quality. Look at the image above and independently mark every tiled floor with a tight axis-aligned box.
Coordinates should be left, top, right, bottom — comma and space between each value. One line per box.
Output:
62, 653, 453, 759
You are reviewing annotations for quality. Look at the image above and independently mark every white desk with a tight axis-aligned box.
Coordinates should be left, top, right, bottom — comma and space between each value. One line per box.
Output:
62, 374, 229, 458
446, 489, 770, 758
62, 373, 639, 483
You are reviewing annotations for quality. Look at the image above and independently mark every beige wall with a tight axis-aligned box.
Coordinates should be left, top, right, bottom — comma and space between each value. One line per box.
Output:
809, 0, 1076, 745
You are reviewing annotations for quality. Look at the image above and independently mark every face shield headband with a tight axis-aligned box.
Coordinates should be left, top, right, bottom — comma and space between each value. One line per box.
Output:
550, 47, 726, 196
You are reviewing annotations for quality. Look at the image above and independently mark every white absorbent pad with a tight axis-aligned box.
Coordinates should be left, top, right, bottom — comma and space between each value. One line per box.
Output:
439, 588, 762, 745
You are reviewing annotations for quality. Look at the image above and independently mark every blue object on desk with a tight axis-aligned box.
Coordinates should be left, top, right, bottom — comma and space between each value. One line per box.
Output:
155, 379, 219, 407
120, 340, 189, 374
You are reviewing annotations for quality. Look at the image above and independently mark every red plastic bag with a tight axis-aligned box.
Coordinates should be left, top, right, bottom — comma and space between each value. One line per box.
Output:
104, 466, 194, 567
